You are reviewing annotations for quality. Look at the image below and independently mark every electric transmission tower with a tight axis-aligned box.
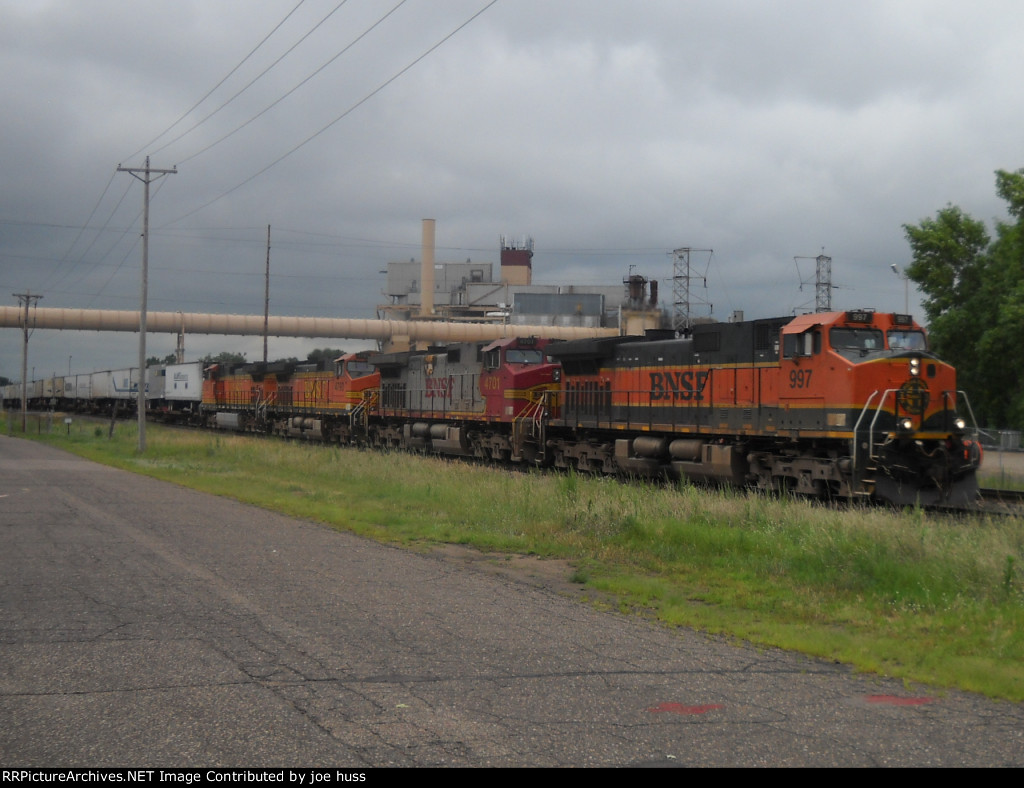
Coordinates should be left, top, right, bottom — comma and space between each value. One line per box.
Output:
794, 252, 834, 313
671, 247, 714, 333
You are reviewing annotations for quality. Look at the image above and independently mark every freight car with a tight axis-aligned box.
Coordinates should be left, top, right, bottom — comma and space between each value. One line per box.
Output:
149, 362, 204, 422
2, 365, 181, 416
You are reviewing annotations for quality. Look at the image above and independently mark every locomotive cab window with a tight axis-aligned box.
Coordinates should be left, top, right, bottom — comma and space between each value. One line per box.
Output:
887, 330, 927, 351
505, 349, 544, 365
346, 361, 375, 379
484, 349, 501, 371
830, 328, 883, 353
783, 330, 821, 359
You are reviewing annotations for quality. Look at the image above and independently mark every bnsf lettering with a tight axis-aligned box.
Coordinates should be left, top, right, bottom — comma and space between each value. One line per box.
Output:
649, 370, 709, 402
425, 376, 455, 399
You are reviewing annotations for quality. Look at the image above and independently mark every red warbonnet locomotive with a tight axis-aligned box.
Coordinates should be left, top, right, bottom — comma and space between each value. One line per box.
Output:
193, 309, 980, 506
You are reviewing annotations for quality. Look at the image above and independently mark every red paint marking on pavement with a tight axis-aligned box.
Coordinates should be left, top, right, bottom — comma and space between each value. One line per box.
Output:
648, 702, 723, 715
865, 695, 935, 706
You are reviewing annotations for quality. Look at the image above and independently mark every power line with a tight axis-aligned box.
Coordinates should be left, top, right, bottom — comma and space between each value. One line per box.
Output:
57, 182, 150, 296
50, 170, 117, 269
175, 0, 408, 166
11, 3, 500, 297
41, 178, 135, 294
153, 0, 356, 160
41, 4, 313, 302
124, 0, 311, 162
164, 0, 501, 227
80, 178, 177, 306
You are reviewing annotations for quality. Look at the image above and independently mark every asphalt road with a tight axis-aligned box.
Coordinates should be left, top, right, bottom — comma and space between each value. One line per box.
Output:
1, 434, 1023, 767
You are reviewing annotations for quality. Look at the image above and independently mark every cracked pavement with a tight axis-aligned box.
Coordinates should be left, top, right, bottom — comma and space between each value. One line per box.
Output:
1, 434, 1023, 766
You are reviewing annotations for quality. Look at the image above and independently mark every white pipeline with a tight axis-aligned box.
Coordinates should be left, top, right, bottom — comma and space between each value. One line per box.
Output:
0, 307, 618, 342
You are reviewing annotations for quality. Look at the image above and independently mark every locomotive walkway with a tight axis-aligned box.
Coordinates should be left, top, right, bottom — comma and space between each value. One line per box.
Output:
1, 434, 1022, 767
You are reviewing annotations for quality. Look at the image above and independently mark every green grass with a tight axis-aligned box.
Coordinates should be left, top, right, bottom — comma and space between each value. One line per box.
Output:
7, 412, 1024, 700
980, 473, 1024, 491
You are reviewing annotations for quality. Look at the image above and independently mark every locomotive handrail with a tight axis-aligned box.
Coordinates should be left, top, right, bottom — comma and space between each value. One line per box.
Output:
943, 389, 980, 439
350, 389, 378, 430
511, 388, 551, 460
867, 389, 901, 465
852, 390, 881, 490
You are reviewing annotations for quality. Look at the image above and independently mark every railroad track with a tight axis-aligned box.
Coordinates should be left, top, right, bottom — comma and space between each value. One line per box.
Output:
12, 408, 1024, 517
970, 487, 1024, 517
979, 486, 1024, 506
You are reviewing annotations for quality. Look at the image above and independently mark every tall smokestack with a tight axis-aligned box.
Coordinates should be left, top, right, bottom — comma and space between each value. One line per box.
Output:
421, 219, 435, 317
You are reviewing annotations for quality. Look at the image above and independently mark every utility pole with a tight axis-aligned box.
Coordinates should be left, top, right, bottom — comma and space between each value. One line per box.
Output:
175, 312, 185, 364
13, 290, 42, 433
117, 156, 177, 452
264, 224, 271, 364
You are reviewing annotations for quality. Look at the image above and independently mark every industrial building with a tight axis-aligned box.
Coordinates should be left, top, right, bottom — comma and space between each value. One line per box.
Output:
376, 221, 666, 347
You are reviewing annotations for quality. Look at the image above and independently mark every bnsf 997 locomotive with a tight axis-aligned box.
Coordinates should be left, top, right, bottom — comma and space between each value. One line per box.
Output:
192, 309, 979, 506
543, 309, 979, 506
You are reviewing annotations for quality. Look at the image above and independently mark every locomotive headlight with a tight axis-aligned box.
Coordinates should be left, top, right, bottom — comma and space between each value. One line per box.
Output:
899, 417, 914, 432
954, 417, 966, 431
909, 358, 921, 376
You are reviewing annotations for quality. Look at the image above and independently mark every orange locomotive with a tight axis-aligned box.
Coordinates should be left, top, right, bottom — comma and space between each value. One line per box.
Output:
544, 309, 980, 506
202, 352, 379, 441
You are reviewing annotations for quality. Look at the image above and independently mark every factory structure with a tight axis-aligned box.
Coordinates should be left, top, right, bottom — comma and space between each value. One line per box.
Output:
376, 220, 666, 350
0, 220, 670, 378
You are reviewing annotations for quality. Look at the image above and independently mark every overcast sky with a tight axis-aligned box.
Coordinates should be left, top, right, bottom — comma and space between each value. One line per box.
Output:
2, 0, 1022, 379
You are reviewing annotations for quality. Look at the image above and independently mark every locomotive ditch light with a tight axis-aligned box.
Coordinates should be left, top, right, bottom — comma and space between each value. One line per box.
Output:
954, 417, 967, 431
898, 417, 914, 432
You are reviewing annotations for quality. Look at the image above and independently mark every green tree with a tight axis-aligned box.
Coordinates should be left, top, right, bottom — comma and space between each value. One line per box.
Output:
200, 351, 247, 364
903, 168, 1024, 429
306, 348, 345, 364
